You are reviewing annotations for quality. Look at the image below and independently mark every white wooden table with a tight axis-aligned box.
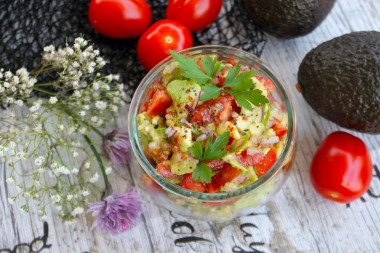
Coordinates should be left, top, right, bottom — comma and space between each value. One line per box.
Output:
1, 0, 380, 252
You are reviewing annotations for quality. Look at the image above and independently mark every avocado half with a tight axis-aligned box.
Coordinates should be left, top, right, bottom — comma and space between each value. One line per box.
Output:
298, 31, 380, 134
243, 0, 336, 39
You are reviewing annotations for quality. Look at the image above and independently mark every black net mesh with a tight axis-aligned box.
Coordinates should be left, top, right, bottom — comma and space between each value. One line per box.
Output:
0, 0, 267, 98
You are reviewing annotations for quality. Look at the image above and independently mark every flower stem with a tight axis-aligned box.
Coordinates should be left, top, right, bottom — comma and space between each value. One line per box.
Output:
83, 134, 108, 186
58, 103, 104, 137
32, 87, 57, 96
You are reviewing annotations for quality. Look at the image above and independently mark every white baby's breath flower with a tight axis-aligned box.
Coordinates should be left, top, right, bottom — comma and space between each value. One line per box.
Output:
93, 82, 100, 90
84, 161, 91, 169
51, 194, 61, 204
15, 99, 23, 106
96, 119, 104, 126
105, 167, 112, 175
72, 61, 80, 68
74, 90, 82, 98
67, 194, 73, 201
6, 176, 14, 184
71, 167, 79, 174
44, 45, 55, 52
34, 156, 45, 166
8, 197, 15, 204
72, 150, 79, 158
79, 111, 86, 117
95, 101, 107, 110
34, 124, 42, 133
72, 207, 84, 215
29, 103, 40, 112
58, 124, 65, 131
89, 172, 99, 183
91, 116, 98, 122
79, 127, 87, 134
49, 97, 58, 104
68, 127, 75, 135
82, 190, 90, 197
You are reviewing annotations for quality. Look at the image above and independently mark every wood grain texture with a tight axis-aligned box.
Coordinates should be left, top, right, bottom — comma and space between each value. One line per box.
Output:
1, 0, 380, 252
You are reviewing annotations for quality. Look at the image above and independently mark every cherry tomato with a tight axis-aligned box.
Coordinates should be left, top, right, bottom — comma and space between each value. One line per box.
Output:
137, 19, 193, 71
310, 131, 373, 203
88, 0, 152, 39
166, 0, 223, 33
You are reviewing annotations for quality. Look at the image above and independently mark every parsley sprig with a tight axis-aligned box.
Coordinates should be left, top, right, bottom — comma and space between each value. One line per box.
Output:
170, 50, 269, 111
189, 131, 230, 183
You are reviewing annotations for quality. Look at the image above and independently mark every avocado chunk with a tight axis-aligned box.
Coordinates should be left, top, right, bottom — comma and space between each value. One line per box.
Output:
243, 0, 336, 39
298, 31, 380, 134
166, 79, 201, 105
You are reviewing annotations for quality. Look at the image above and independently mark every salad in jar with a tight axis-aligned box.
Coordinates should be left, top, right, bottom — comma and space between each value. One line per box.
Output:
137, 50, 288, 194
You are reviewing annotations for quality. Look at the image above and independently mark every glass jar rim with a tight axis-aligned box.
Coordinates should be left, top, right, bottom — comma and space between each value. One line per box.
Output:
128, 45, 296, 201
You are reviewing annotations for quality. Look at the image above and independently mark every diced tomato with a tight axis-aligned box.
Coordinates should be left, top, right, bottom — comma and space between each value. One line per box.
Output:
204, 159, 226, 171
217, 93, 234, 122
156, 163, 177, 178
236, 151, 264, 167
213, 163, 241, 187
256, 76, 275, 92
192, 93, 235, 124
152, 80, 164, 90
225, 60, 236, 66
145, 89, 172, 116
180, 174, 206, 192
272, 122, 288, 138
255, 148, 277, 177
216, 75, 225, 87
237, 149, 277, 177
192, 100, 214, 124
206, 181, 220, 193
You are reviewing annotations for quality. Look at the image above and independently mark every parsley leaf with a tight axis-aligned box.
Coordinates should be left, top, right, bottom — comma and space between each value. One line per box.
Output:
189, 131, 230, 183
192, 163, 219, 183
227, 89, 269, 111
200, 85, 221, 101
170, 50, 210, 84
170, 50, 269, 112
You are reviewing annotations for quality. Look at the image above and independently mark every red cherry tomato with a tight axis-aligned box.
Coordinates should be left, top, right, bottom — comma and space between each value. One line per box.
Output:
88, 0, 152, 39
166, 0, 223, 33
310, 131, 373, 203
137, 19, 193, 71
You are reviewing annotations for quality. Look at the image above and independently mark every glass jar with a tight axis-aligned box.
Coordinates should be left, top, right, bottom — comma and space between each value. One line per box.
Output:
128, 45, 296, 222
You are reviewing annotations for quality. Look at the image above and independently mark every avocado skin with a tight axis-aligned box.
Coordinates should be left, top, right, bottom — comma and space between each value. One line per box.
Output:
243, 0, 336, 39
298, 31, 380, 134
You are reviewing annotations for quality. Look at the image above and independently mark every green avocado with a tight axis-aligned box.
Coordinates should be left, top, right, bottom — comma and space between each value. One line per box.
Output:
298, 31, 380, 134
243, 0, 336, 39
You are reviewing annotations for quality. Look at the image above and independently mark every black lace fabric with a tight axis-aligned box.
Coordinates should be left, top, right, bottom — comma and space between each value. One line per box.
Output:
0, 0, 267, 97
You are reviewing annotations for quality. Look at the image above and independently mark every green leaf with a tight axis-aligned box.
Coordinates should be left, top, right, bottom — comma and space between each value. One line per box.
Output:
202, 131, 230, 161
227, 89, 269, 111
192, 163, 214, 183
229, 134, 250, 153
212, 61, 222, 77
224, 65, 241, 87
202, 55, 216, 78
200, 85, 221, 101
154, 127, 167, 137
262, 103, 270, 127
170, 50, 210, 84
190, 141, 203, 160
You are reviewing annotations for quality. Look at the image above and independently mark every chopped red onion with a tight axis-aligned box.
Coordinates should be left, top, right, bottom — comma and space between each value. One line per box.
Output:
180, 118, 192, 128
165, 127, 178, 138
267, 120, 276, 128
257, 108, 263, 122
196, 134, 208, 142
261, 136, 280, 146
212, 134, 217, 141
247, 147, 262, 156
232, 112, 239, 118
193, 90, 201, 109
202, 129, 211, 136
183, 104, 194, 113
233, 174, 248, 185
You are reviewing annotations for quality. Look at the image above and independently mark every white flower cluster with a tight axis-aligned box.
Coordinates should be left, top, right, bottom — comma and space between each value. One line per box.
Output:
0, 67, 37, 105
1, 37, 123, 223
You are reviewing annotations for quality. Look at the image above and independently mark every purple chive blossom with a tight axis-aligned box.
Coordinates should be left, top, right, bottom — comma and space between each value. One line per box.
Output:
88, 189, 142, 235
102, 127, 130, 166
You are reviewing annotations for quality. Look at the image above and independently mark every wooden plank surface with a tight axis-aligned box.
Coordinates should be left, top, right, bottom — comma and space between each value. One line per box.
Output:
1, 0, 380, 252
